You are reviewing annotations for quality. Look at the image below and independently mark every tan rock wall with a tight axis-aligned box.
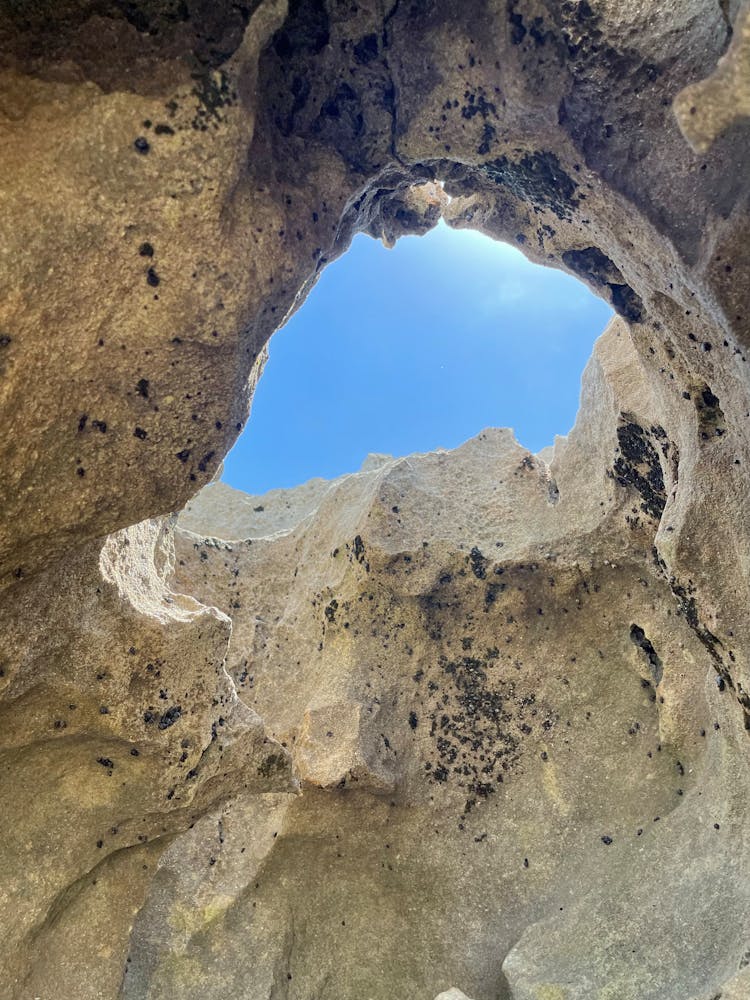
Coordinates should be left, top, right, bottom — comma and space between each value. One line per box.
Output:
0, 1, 748, 997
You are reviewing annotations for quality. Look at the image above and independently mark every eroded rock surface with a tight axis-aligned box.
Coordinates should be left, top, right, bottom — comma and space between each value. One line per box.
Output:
0, 0, 749, 997
164, 320, 749, 1000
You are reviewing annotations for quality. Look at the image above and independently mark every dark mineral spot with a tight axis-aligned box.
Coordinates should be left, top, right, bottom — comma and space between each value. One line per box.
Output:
613, 418, 666, 519
469, 547, 487, 580
353, 32, 379, 64
258, 753, 284, 778
352, 535, 367, 564
610, 283, 644, 323
273, 0, 330, 59
482, 151, 579, 220
692, 383, 726, 439
629, 624, 663, 685
561, 246, 643, 321
508, 1, 527, 45
158, 705, 182, 730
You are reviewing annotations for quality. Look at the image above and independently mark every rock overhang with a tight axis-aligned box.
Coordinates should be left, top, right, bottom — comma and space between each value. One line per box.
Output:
0, 1, 749, 997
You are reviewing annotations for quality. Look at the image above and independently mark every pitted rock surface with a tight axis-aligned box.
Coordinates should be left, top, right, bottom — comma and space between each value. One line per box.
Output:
0, 1, 749, 998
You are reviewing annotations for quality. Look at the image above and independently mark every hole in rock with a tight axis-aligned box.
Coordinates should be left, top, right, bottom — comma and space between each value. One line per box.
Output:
222, 220, 613, 494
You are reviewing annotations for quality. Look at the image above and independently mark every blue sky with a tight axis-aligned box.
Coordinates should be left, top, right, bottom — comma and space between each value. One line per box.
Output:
222, 221, 613, 495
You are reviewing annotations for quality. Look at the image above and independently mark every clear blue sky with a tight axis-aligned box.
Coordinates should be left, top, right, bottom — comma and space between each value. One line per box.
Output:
222, 221, 612, 494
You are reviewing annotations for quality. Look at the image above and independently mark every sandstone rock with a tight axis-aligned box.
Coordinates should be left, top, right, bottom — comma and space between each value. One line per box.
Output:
121, 791, 296, 999
161, 319, 745, 999
0, 517, 295, 995
0, 0, 748, 998
675, 3, 750, 152
0, 0, 746, 589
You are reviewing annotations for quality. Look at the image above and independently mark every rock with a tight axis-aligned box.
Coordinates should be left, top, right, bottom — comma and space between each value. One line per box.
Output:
296, 700, 397, 792
121, 791, 296, 999
674, 3, 750, 152
161, 320, 740, 999
0, 517, 295, 995
0, 1, 748, 998
435, 990, 477, 1000
0, 0, 746, 588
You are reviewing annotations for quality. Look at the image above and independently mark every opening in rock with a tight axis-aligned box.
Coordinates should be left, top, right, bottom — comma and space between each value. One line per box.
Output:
222, 221, 613, 493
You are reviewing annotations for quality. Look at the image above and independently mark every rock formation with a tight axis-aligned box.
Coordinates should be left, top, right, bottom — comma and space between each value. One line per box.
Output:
0, 1, 748, 998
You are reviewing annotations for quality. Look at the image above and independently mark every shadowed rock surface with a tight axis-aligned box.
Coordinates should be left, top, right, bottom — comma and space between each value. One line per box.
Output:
0, 1, 749, 997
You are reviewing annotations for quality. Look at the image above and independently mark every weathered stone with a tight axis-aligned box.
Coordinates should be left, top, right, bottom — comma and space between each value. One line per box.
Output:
675, 3, 750, 152
162, 319, 747, 999
0, 517, 295, 995
0, 0, 748, 997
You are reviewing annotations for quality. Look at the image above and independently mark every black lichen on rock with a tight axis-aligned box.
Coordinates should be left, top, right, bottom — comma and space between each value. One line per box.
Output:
158, 705, 182, 730
482, 152, 580, 220
692, 383, 726, 439
613, 418, 666, 519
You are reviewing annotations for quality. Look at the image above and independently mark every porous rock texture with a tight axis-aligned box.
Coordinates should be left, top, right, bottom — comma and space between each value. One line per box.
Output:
0, 1, 749, 998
